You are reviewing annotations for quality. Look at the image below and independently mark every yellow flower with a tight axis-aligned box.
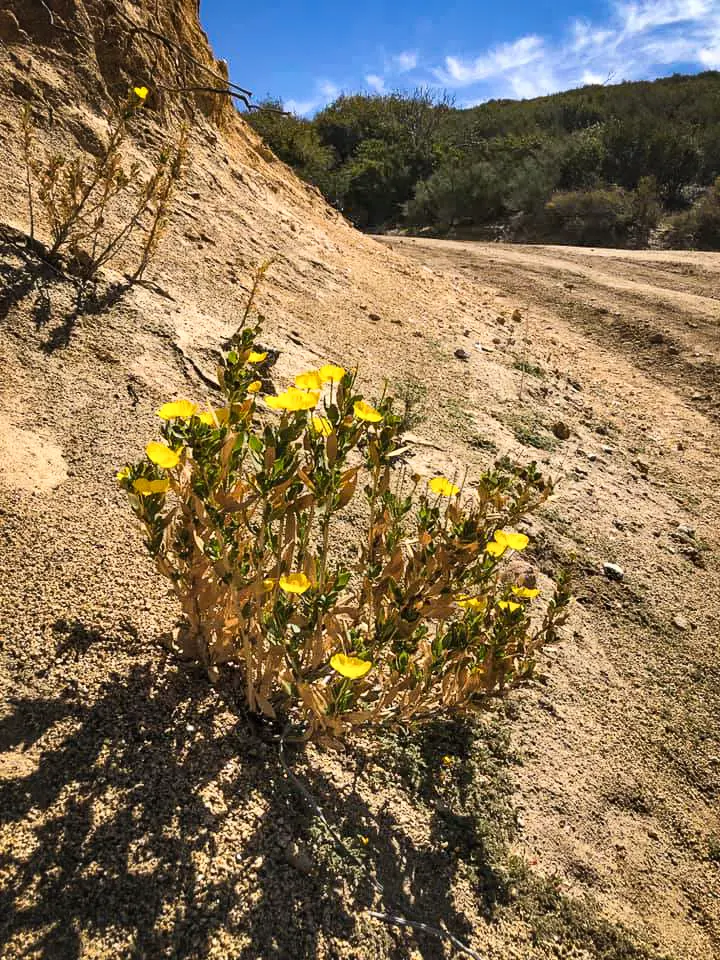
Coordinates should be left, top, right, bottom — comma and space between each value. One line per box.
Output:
247, 380, 262, 393
494, 530, 529, 552
278, 572, 312, 594
354, 400, 383, 423
512, 586, 539, 599
428, 476, 460, 497
319, 364, 345, 383
198, 407, 229, 426
359, 835, 370, 845
497, 600, 522, 613
456, 595, 486, 613
441, 755, 454, 767
310, 415, 333, 437
133, 86, 149, 101
262, 578, 276, 590
145, 442, 180, 469
330, 653, 372, 679
157, 399, 197, 420
133, 477, 170, 495
295, 370, 323, 390
116, 466, 131, 483
485, 540, 506, 558
248, 350, 267, 363
265, 388, 320, 412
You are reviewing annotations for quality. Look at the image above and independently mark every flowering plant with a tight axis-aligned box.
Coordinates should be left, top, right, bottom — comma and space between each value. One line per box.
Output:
118, 319, 570, 739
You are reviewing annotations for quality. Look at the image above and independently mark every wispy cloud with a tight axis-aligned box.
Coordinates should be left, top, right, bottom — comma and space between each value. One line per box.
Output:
430, 0, 720, 100
284, 1, 720, 115
365, 73, 386, 93
393, 50, 418, 72
435, 35, 545, 86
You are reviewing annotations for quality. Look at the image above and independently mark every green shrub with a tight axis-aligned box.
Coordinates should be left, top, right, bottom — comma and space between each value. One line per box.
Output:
542, 186, 633, 246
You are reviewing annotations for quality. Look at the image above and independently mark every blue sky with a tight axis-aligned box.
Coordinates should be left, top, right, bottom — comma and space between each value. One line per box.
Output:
200, 0, 720, 115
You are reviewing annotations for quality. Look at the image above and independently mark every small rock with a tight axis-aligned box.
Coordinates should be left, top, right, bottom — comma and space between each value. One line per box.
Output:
602, 445, 614, 454
613, 519, 626, 531
677, 524, 695, 538
603, 562, 624, 581
672, 615, 689, 631
632, 459, 649, 475
368, 312, 381, 322
511, 308, 523, 322
552, 421, 571, 440
649, 332, 664, 344
454, 348, 470, 361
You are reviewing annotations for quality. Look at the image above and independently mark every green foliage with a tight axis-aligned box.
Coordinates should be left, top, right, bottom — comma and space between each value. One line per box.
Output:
542, 186, 634, 246
118, 302, 570, 741
665, 176, 720, 248
246, 71, 720, 247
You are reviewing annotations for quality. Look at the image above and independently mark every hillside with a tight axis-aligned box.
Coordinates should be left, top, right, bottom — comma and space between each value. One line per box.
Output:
248, 72, 720, 245
1, 3, 719, 959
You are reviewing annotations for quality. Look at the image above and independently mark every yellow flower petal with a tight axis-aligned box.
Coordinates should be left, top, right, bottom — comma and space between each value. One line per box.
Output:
456, 595, 486, 612
248, 350, 267, 363
441, 755, 454, 767
265, 388, 320, 412
133, 86, 149, 100
495, 529, 529, 551
133, 477, 169, 495
295, 370, 323, 390
485, 540, 506, 558
319, 364, 345, 383
428, 476, 460, 497
311, 415, 333, 437
497, 600, 522, 613
354, 400, 383, 423
330, 653, 372, 679
512, 586, 539, 599
247, 380, 262, 393
157, 399, 197, 420
359, 835, 370, 845
116, 466, 131, 483
198, 407, 229, 426
278, 572, 312, 594
145, 442, 180, 469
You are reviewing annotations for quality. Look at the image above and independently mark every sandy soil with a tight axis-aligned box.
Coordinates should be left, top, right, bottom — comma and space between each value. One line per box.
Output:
1, 4, 719, 958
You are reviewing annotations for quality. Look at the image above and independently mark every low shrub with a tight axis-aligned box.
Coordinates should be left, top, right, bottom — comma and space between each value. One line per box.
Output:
22, 86, 186, 282
118, 318, 570, 740
541, 186, 633, 246
664, 177, 720, 250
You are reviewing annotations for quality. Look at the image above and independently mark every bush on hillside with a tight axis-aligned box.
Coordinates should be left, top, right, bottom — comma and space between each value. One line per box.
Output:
118, 314, 570, 741
664, 177, 720, 249
21, 87, 186, 282
540, 186, 634, 246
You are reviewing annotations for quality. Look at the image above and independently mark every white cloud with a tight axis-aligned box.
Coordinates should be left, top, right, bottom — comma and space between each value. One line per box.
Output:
393, 50, 418, 72
284, 98, 318, 117
366, 73, 386, 93
428, 0, 720, 101
436, 35, 545, 86
318, 80, 340, 99
285, 79, 342, 116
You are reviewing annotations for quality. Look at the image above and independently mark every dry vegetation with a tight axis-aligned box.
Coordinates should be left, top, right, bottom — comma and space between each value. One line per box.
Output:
0, 3, 719, 959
